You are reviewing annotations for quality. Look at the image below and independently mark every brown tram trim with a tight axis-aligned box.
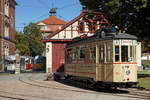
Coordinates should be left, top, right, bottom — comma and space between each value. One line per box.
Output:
66, 71, 96, 75
104, 62, 137, 64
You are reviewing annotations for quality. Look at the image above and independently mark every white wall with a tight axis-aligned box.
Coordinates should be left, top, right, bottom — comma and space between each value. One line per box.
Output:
46, 42, 52, 73
136, 42, 141, 67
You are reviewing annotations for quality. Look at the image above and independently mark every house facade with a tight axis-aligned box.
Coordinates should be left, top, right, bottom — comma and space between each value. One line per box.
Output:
36, 15, 67, 38
42, 10, 110, 73
0, 0, 17, 71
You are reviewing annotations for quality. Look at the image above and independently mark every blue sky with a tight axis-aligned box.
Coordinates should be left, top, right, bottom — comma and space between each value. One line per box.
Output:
15, 0, 82, 32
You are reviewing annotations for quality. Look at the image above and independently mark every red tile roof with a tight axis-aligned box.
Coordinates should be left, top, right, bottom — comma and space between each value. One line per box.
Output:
37, 15, 67, 32
40, 16, 67, 25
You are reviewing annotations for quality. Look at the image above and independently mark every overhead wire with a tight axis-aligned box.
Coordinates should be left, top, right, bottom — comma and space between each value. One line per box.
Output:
15, 0, 82, 31
57, 14, 69, 22
15, 12, 48, 31
17, 5, 48, 9
36, 0, 50, 8
30, 13, 48, 22
57, 3, 79, 10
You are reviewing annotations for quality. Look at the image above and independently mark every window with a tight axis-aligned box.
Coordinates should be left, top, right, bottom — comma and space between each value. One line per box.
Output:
79, 21, 84, 33
66, 49, 73, 63
121, 46, 128, 62
88, 22, 92, 31
106, 45, 111, 62
4, 25, 9, 38
99, 45, 104, 63
74, 47, 79, 60
39, 25, 47, 30
4, 43, 9, 56
90, 47, 96, 60
80, 47, 86, 59
115, 46, 119, 62
129, 46, 134, 62
4, 0, 9, 17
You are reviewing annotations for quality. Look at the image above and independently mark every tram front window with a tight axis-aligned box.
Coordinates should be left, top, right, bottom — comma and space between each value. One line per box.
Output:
121, 46, 128, 62
115, 46, 119, 62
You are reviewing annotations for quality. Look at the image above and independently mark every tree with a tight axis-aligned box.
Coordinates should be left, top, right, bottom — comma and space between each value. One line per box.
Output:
79, 0, 150, 52
79, 0, 149, 35
15, 23, 45, 56
15, 32, 30, 55
23, 23, 45, 57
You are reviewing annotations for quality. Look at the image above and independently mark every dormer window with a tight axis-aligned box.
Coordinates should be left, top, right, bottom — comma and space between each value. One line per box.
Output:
39, 25, 47, 30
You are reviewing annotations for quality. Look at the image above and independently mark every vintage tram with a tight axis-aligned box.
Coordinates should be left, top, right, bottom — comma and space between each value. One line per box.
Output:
64, 27, 140, 88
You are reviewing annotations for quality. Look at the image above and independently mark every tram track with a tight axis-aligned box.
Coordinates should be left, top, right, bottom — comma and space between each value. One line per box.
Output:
18, 74, 150, 100
0, 90, 51, 100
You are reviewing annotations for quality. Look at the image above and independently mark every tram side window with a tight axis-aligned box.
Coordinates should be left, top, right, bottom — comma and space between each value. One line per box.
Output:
99, 45, 104, 63
66, 49, 73, 63
130, 46, 134, 62
74, 47, 79, 60
115, 46, 119, 62
121, 46, 128, 62
106, 45, 111, 62
80, 47, 86, 59
90, 47, 96, 60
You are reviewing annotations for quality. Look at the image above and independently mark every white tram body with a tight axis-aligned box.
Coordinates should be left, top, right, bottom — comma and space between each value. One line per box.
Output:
64, 27, 140, 88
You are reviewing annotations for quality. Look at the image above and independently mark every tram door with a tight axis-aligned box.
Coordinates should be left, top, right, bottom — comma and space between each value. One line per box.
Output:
98, 44, 105, 81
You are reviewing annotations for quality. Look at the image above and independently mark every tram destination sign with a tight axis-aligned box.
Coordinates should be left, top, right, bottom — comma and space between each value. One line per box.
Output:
121, 40, 132, 45
114, 40, 135, 45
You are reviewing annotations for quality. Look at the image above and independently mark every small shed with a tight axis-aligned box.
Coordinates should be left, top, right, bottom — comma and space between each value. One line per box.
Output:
42, 10, 110, 73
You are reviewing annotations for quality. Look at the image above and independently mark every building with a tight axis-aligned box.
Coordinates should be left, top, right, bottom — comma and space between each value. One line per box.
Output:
36, 11, 67, 57
0, 0, 17, 72
42, 10, 110, 73
36, 14, 67, 38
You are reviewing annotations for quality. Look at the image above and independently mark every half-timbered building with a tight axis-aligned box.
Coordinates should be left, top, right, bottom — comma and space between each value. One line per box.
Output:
42, 10, 110, 73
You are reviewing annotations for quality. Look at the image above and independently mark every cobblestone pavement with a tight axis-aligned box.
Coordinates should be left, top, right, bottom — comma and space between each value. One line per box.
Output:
0, 73, 145, 100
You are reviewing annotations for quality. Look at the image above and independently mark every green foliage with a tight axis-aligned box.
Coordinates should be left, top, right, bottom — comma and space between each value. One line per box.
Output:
15, 32, 30, 55
23, 23, 45, 56
15, 23, 45, 56
79, 0, 102, 11
103, 0, 120, 14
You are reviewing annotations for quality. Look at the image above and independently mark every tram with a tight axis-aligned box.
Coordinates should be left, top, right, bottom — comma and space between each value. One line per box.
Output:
64, 27, 140, 88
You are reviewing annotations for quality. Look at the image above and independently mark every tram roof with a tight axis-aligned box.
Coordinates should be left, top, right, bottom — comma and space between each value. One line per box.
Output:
66, 28, 137, 48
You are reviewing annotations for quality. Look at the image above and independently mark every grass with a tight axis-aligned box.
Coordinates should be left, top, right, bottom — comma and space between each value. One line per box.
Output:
138, 72, 150, 90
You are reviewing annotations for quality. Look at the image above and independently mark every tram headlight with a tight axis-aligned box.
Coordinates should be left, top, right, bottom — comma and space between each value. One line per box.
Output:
126, 70, 131, 75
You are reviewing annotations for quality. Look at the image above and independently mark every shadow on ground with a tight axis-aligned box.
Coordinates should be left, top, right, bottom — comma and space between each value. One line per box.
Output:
54, 79, 129, 94
138, 74, 150, 78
